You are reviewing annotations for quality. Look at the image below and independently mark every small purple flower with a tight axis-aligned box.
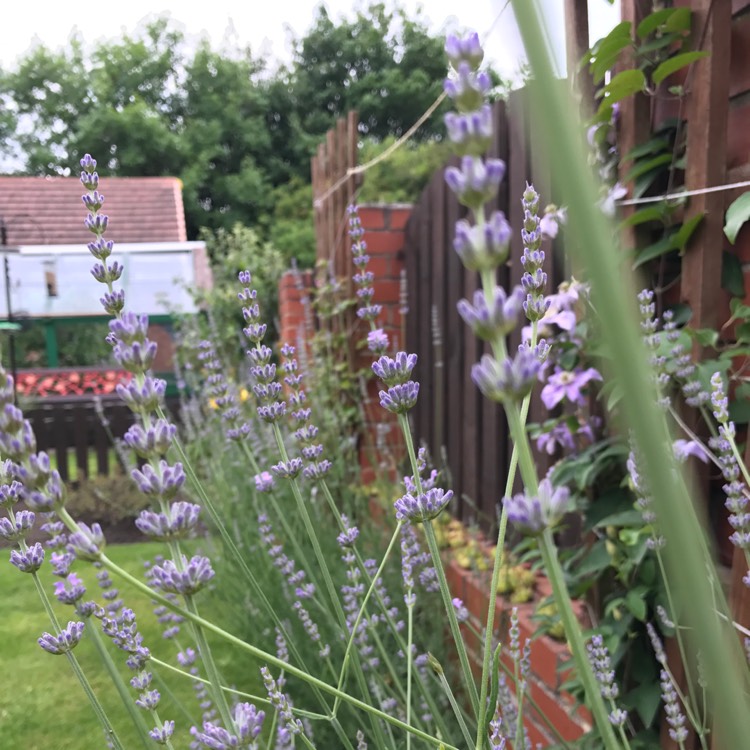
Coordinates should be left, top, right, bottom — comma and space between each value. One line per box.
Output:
503, 478, 570, 536
149, 721, 175, 745
445, 156, 506, 209
444, 105, 493, 156
445, 32, 484, 70
271, 458, 304, 479
661, 671, 687, 742
117, 376, 166, 413
0, 479, 24, 509
54, 573, 87, 605
541, 367, 602, 410
472, 349, 542, 403
453, 211, 511, 271
394, 487, 453, 523
135, 502, 201, 540
372, 352, 418, 386
254, 471, 275, 492
710, 371, 729, 423
123, 420, 176, 458
457, 286, 524, 341
38, 620, 85, 655
379, 381, 419, 414
672, 439, 708, 463
150, 555, 215, 596
539, 207, 566, 239
0, 509, 35, 542
367, 329, 389, 354
67, 522, 106, 561
10, 542, 45, 572
587, 635, 619, 701
131, 461, 185, 500
452, 598, 470, 623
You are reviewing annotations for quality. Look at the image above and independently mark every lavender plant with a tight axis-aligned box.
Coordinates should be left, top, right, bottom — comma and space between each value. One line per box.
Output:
4, 10, 750, 750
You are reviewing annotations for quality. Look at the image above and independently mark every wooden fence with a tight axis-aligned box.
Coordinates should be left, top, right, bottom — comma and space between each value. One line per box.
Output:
311, 110, 360, 293
403, 90, 561, 531
25, 395, 180, 482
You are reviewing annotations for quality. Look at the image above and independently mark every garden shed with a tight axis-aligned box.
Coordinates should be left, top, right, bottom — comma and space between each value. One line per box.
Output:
0, 175, 212, 376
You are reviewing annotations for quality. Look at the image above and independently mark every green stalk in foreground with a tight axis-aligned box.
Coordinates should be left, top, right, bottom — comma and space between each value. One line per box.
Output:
511, 1, 750, 746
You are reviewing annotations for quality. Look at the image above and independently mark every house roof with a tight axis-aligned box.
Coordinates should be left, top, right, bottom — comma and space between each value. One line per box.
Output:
0, 176, 187, 246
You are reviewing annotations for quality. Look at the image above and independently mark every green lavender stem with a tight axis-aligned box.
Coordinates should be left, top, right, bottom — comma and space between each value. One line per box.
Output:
30, 571, 126, 750
398, 413, 481, 716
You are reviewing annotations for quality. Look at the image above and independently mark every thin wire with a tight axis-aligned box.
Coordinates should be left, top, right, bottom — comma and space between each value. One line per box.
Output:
312, 2, 512, 210
616, 179, 750, 207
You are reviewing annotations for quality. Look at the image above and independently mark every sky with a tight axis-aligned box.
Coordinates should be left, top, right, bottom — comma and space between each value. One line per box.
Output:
0, 0, 621, 80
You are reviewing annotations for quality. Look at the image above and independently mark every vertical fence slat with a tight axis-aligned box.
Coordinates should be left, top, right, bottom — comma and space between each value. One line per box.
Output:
430, 175, 447, 465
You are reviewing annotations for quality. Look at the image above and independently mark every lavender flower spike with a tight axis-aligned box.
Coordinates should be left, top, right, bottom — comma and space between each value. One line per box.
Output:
38, 620, 86, 655
503, 478, 570, 536
150, 555, 215, 596
472, 348, 541, 403
394, 487, 454, 523
379, 381, 420, 414
372, 352, 418, 386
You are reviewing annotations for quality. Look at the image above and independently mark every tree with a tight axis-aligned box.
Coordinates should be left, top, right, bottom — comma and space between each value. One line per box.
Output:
286, 2, 449, 141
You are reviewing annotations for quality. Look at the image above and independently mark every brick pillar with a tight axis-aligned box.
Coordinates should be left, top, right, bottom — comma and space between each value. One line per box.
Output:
355, 204, 411, 483
278, 270, 314, 352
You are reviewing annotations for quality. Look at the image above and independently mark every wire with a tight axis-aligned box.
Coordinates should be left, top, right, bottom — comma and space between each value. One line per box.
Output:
616, 179, 750, 207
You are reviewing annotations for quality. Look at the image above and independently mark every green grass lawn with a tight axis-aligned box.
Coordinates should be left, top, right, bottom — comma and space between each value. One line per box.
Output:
0, 541, 261, 749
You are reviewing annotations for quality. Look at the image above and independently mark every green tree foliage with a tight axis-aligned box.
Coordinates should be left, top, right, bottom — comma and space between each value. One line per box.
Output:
287, 2, 449, 140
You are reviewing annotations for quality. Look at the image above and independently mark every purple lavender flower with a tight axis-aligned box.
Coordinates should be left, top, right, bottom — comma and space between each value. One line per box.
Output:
394, 487, 453, 523
123, 420, 176, 458
372, 352, 418, 386
379, 381, 419, 414
367, 329, 389, 354
453, 211, 511, 270
457, 286, 524, 341
130, 461, 185, 500
443, 61, 492, 112
471, 349, 541, 403
10, 541, 45, 572
54, 573, 87, 606
150, 555, 215, 596
135, 502, 201, 540
149, 721, 175, 745
444, 107, 493, 155
445, 156, 506, 209
672, 439, 708, 463
116, 376, 167, 413
661, 670, 687, 742
445, 32, 484, 70
540, 367, 602, 409
0, 509, 35, 542
587, 635, 619, 702
503, 478, 570, 536
452, 598, 470, 623
38, 620, 85, 655
254, 471, 275, 492
271, 458, 304, 479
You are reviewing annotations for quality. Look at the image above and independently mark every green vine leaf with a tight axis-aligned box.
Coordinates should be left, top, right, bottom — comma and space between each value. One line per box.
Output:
664, 7, 692, 33
618, 204, 669, 229
597, 69, 646, 107
724, 192, 750, 244
623, 153, 673, 183
588, 22, 633, 83
722, 251, 746, 298
652, 51, 709, 84
633, 230, 678, 268
636, 8, 677, 39
672, 212, 704, 253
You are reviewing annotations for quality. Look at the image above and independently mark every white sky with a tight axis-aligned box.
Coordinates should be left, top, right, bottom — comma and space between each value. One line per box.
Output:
0, 1, 621, 79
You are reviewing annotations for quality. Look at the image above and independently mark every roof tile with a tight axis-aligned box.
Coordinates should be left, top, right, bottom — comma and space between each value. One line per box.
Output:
0, 176, 187, 246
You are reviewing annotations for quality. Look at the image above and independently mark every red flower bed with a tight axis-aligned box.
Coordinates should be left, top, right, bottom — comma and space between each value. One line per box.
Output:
17, 369, 132, 397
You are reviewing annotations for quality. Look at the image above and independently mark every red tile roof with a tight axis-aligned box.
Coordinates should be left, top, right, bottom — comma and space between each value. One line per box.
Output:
0, 176, 187, 246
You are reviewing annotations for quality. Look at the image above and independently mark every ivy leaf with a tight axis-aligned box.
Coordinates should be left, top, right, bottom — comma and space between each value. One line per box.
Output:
637, 32, 683, 55
722, 251, 746, 298
625, 589, 647, 621
664, 7, 692, 33
623, 153, 673, 183
633, 232, 678, 268
637, 8, 677, 39
618, 204, 669, 229
597, 69, 646, 105
589, 22, 633, 83
724, 192, 750, 244
653, 51, 710, 84
672, 212, 704, 253
624, 136, 670, 161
